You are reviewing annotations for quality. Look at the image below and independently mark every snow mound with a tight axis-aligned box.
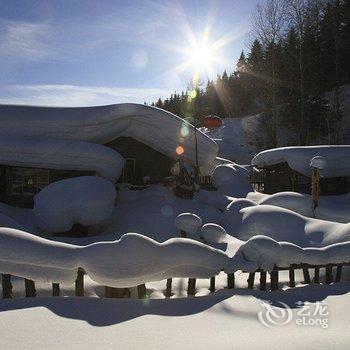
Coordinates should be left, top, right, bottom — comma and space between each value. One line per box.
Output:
252, 145, 350, 178
212, 163, 252, 198
259, 191, 313, 217
258, 191, 350, 223
194, 190, 234, 211
0, 103, 218, 167
34, 176, 116, 232
0, 212, 27, 231
0, 136, 125, 182
223, 205, 350, 247
175, 213, 202, 234
200, 223, 227, 243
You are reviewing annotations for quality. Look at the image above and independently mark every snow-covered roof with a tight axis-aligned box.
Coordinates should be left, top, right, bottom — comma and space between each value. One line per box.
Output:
251, 145, 350, 178
0, 103, 218, 167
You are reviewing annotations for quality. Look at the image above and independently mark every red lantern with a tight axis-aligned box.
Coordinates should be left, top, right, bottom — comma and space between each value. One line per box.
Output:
202, 115, 222, 129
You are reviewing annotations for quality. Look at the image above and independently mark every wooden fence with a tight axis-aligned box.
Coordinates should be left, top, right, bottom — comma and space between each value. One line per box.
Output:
1, 262, 349, 300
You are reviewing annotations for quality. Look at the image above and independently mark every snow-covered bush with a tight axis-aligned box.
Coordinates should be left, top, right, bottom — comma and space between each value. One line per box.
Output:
34, 176, 116, 232
212, 164, 252, 198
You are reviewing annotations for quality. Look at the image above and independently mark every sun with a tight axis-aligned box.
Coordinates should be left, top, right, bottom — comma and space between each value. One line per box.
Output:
190, 43, 213, 73
173, 27, 225, 83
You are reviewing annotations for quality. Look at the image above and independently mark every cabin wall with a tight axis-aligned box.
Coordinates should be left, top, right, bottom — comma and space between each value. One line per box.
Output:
105, 136, 174, 185
254, 162, 350, 195
0, 166, 94, 208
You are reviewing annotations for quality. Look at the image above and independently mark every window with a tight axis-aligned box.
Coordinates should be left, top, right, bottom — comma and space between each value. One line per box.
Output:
11, 167, 49, 196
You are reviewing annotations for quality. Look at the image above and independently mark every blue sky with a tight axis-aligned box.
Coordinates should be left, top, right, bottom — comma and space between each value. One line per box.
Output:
0, 0, 262, 106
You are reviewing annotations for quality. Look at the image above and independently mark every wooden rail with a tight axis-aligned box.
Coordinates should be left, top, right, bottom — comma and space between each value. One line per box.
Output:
2, 261, 348, 299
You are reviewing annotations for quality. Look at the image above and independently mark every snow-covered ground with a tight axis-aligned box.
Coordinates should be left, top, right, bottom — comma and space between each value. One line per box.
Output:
0, 278, 349, 349
1, 132, 350, 348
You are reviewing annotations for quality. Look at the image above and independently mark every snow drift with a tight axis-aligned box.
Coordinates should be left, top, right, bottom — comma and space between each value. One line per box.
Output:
233, 235, 350, 272
0, 103, 218, 167
34, 177, 116, 232
258, 191, 350, 223
223, 204, 350, 247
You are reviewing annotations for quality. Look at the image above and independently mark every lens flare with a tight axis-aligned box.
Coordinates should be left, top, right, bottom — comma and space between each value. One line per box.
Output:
180, 124, 190, 137
176, 146, 185, 155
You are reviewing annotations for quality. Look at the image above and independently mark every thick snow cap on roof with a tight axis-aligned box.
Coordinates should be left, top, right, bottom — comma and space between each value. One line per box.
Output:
0, 136, 124, 181
251, 145, 350, 178
0, 103, 218, 167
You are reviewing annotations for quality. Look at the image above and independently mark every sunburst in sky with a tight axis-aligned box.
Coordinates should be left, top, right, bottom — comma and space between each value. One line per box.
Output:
172, 20, 245, 87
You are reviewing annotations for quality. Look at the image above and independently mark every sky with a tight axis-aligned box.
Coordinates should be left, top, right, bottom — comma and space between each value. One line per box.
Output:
0, 0, 262, 106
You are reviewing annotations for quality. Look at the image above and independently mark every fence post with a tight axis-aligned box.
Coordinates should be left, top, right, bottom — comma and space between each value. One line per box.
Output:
289, 269, 295, 288
105, 286, 125, 298
75, 268, 84, 297
335, 265, 342, 283
270, 268, 279, 291
52, 283, 60, 297
137, 284, 147, 299
227, 273, 235, 289
209, 277, 215, 293
165, 278, 172, 297
260, 271, 267, 291
25, 279, 36, 297
2, 274, 12, 299
247, 273, 255, 289
187, 278, 196, 296
325, 265, 333, 284
314, 267, 320, 284
303, 268, 311, 284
